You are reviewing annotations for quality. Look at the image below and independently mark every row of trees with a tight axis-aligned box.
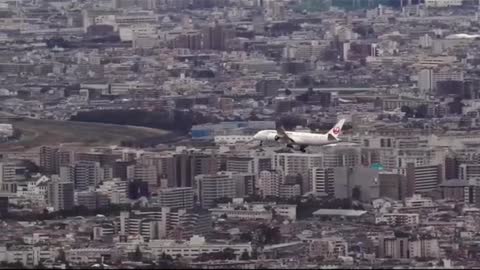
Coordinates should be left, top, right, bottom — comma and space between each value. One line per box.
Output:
70, 109, 193, 132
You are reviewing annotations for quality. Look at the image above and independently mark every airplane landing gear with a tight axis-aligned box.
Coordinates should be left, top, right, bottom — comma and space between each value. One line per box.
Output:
300, 145, 307, 153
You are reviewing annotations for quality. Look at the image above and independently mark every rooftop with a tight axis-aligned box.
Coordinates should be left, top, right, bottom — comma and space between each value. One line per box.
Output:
312, 209, 367, 217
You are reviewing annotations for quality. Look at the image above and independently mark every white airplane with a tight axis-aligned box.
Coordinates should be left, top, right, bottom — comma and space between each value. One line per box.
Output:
253, 119, 346, 152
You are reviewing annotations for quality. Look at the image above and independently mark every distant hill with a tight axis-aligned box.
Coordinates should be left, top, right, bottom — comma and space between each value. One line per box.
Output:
0, 117, 173, 151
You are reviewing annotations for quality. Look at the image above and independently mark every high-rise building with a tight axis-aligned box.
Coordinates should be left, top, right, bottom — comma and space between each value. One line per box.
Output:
167, 154, 193, 188
128, 180, 150, 199
233, 173, 256, 198
97, 178, 129, 205
74, 161, 104, 191
75, 191, 110, 210
59, 166, 74, 183
157, 187, 194, 209
333, 167, 380, 201
196, 172, 236, 209
311, 167, 334, 195
459, 163, 480, 181
226, 157, 255, 174
113, 160, 136, 180
274, 153, 323, 194
258, 170, 283, 198
202, 23, 233, 51
165, 152, 219, 188
191, 153, 219, 178
378, 233, 410, 259
39, 146, 74, 174
134, 163, 158, 190
279, 183, 301, 199
378, 172, 407, 200
167, 208, 212, 239
322, 147, 361, 168
76, 151, 121, 167
0, 161, 27, 193
418, 69, 434, 93
404, 163, 443, 196
255, 156, 273, 175
48, 175, 74, 211
409, 237, 440, 259
171, 32, 203, 50
39, 146, 58, 174
119, 207, 212, 240
418, 68, 465, 94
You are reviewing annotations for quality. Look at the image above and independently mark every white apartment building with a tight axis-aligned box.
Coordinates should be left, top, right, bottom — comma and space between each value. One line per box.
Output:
156, 187, 194, 209
96, 179, 128, 205
66, 248, 112, 266
226, 157, 255, 174
214, 135, 254, 145
257, 170, 282, 197
0, 246, 56, 267
210, 201, 296, 221
409, 238, 440, 259
303, 237, 348, 259
418, 68, 464, 93
279, 184, 301, 199
425, 0, 463, 7
289, 41, 327, 61
274, 152, 323, 194
16, 177, 49, 206
196, 172, 236, 209
459, 163, 480, 182
310, 167, 334, 195
134, 163, 158, 190
210, 205, 273, 221
119, 23, 157, 42
148, 235, 252, 259
48, 176, 74, 211
0, 161, 27, 193
404, 194, 435, 208
375, 213, 420, 226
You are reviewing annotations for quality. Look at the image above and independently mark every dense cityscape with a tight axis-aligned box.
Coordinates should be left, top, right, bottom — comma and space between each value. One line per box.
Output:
2, 0, 480, 269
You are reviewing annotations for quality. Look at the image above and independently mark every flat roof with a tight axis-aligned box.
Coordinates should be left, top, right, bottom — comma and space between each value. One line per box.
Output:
313, 209, 367, 217
439, 180, 469, 187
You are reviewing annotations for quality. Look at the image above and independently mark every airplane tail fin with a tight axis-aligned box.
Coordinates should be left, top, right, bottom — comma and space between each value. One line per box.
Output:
276, 125, 287, 136
327, 119, 346, 140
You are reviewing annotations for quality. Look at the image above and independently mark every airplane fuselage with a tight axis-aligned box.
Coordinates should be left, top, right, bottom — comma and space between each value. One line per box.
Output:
254, 130, 338, 146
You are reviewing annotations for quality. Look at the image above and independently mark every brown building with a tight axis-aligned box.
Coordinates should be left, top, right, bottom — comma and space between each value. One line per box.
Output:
167, 152, 218, 188
378, 172, 407, 200
40, 146, 74, 174
405, 163, 443, 197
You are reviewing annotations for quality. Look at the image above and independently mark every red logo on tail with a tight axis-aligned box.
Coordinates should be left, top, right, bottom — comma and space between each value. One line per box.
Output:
332, 127, 340, 135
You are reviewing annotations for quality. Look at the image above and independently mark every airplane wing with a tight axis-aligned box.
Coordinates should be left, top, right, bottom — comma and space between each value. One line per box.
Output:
276, 126, 296, 144
323, 142, 360, 147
